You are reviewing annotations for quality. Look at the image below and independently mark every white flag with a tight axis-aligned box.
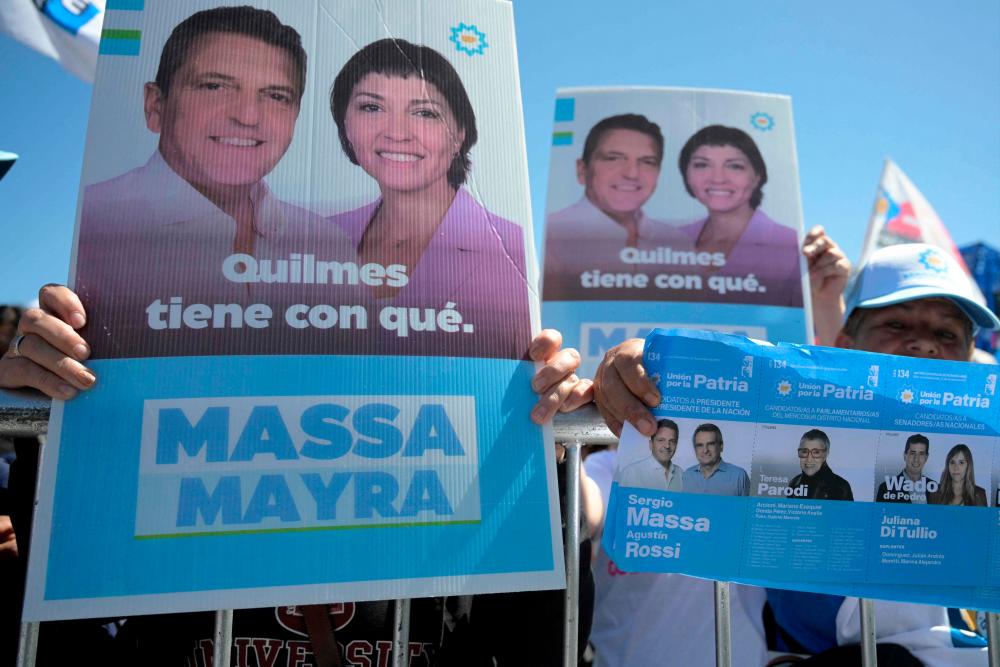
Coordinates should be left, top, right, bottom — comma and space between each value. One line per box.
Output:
0, 0, 105, 83
858, 159, 981, 293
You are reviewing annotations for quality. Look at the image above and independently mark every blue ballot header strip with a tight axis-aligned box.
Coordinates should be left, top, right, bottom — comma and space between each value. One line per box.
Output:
759, 344, 886, 429
38, 355, 557, 603
605, 329, 1000, 611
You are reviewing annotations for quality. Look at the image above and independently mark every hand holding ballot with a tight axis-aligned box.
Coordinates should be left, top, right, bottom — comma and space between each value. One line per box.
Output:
592, 336, 657, 437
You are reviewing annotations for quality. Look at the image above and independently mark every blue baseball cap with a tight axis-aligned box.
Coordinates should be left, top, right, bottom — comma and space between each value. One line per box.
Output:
844, 243, 1000, 331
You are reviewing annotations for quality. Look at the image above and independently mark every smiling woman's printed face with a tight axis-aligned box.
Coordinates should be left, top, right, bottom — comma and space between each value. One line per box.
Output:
684, 144, 760, 216
344, 73, 464, 194
949, 451, 969, 484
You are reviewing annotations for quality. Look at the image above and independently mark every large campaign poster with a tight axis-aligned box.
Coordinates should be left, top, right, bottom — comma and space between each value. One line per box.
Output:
603, 330, 1000, 610
25, 0, 563, 621
541, 88, 812, 376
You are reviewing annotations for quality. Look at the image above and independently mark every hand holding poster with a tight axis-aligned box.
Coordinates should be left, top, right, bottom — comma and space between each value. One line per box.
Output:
26, 0, 562, 621
541, 88, 812, 376
604, 329, 1000, 611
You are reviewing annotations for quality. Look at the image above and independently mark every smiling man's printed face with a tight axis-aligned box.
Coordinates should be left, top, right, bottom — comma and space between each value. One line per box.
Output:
577, 128, 661, 219
904, 441, 929, 480
693, 429, 723, 469
144, 31, 301, 194
649, 425, 678, 469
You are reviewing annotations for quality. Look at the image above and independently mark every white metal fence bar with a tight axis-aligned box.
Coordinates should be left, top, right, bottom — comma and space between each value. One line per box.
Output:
714, 581, 732, 667
562, 440, 583, 667
391, 598, 411, 667
12, 387, 46, 667
0, 388, 49, 437
213, 609, 233, 667
859, 597, 877, 666
988, 612, 1000, 667
15, 619, 38, 667
551, 405, 620, 446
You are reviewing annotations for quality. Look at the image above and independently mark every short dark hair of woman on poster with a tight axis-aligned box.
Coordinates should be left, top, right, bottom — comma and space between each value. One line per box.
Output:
930, 443, 987, 506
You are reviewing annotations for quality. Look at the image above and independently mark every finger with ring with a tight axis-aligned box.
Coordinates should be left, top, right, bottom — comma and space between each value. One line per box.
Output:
8, 333, 25, 358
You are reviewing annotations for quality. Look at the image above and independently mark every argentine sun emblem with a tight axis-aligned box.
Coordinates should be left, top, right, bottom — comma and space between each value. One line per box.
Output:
918, 249, 947, 273
450, 23, 488, 56
750, 112, 774, 132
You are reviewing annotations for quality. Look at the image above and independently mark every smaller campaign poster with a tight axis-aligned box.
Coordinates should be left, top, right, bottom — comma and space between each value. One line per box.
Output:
604, 330, 1000, 611
541, 88, 811, 377
25, 0, 563, 621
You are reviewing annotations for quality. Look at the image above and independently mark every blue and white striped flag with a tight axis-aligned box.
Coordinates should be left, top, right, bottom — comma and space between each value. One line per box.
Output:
0, 0, 105, 82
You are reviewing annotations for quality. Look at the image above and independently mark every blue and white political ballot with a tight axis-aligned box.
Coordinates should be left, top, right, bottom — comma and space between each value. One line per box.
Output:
604, 329, 1000, 610
25, 0, 562, 621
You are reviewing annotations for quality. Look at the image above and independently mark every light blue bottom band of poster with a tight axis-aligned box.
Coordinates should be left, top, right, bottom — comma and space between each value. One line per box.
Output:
34, 355, 559, 614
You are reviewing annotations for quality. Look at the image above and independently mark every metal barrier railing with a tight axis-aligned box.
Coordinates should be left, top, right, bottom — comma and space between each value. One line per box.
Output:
0, 388, 49, 437
391, 598, 410, 667
988, 612, 1000, 667
3, 389, 992, 667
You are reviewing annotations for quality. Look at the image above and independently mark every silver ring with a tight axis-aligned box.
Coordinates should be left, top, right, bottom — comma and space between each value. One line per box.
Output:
8, 333, 25, 358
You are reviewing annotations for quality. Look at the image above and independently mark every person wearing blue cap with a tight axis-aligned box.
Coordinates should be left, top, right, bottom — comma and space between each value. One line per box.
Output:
835, 243, 1000, 358
591, 239, 998, 666
772, 243, 996, 663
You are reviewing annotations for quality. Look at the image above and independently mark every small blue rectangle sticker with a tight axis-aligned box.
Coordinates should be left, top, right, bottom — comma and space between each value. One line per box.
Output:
553, 97, 575, 122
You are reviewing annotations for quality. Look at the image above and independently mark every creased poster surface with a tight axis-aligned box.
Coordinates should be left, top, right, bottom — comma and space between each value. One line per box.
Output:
25, 0, 563, 621
604, 329, 1000, 611
541, 88, 811, 375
